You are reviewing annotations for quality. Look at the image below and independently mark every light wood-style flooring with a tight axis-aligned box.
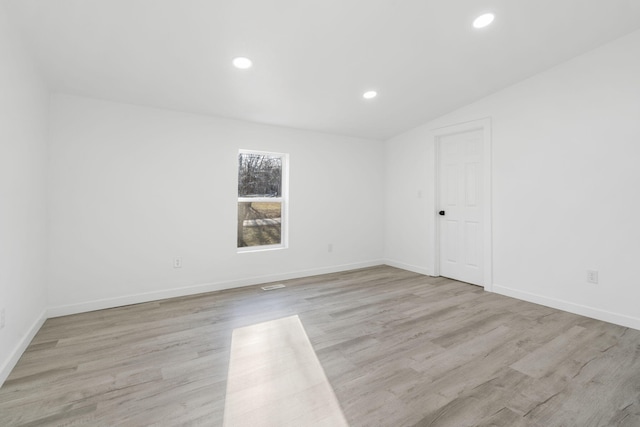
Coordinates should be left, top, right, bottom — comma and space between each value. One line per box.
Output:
1, 266, 639, 426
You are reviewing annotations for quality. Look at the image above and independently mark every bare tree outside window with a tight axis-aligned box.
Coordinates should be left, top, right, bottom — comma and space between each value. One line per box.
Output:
237, 151, 287, 249
238, 153, 282, 197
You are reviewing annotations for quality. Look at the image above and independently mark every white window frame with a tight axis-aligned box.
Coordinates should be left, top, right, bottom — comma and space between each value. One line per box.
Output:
237, 149, 289, 253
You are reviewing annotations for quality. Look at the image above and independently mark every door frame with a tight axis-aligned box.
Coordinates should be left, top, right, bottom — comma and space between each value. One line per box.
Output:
433, 118, 493, 291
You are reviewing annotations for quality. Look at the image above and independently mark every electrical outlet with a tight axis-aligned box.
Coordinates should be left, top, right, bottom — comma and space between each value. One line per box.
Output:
173, 257, 182, 269
328, 243, 333, 253
587, 270, 599, 284
1, 308, 5, 329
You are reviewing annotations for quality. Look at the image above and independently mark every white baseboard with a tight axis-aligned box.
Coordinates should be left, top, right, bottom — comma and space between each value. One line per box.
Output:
0, 309, 47, 387
493, 284, 640, 331
47, 260, 385, 318
383, 259, 433, 276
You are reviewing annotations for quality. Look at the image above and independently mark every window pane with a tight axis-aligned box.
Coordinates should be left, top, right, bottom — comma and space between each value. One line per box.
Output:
237, 202, 282, 247
238, 153, 282, 197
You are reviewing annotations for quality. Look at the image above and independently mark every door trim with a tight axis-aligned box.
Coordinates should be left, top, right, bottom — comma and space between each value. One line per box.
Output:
433, 118, 493, 291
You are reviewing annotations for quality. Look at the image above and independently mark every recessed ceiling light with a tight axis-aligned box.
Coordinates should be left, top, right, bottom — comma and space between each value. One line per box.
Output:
473, 13, 495, 29
363, 91, 377, 99
233, 57, 253, 69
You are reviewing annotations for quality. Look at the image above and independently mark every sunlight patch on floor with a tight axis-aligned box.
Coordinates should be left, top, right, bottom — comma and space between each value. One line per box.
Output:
223, 315, 349, 427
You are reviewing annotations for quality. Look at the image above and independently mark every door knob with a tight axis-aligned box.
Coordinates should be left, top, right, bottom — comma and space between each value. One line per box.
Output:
439, 210, 445, 216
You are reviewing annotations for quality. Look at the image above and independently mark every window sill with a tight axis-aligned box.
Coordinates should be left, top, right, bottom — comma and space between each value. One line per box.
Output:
237, 244, 287, 254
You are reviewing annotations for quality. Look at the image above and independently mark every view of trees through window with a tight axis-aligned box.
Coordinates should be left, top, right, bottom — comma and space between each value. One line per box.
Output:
237, 152, 285, 248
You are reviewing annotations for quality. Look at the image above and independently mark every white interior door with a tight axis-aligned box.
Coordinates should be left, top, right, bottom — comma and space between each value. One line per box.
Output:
438, 129, 484, 286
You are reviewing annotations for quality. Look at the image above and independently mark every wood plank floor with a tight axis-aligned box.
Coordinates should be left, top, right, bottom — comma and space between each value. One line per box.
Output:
1, 266, 639, 426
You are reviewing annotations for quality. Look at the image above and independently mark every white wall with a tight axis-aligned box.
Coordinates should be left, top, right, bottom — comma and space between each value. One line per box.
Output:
47, 95, 384, 314
0, 3, 49, 384
385, 29, 640, 329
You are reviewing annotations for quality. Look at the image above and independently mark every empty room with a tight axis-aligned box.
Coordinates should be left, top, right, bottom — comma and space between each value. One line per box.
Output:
1, 0, 640, 426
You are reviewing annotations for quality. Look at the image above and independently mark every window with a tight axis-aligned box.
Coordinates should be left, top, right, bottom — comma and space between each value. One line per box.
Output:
237, 150, 288, 251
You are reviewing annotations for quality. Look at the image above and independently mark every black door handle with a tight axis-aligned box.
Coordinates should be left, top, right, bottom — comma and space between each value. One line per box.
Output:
439, 210, 445, 216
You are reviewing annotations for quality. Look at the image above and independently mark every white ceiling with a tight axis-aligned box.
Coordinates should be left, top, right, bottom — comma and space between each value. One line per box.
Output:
5, 0, 640, 140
